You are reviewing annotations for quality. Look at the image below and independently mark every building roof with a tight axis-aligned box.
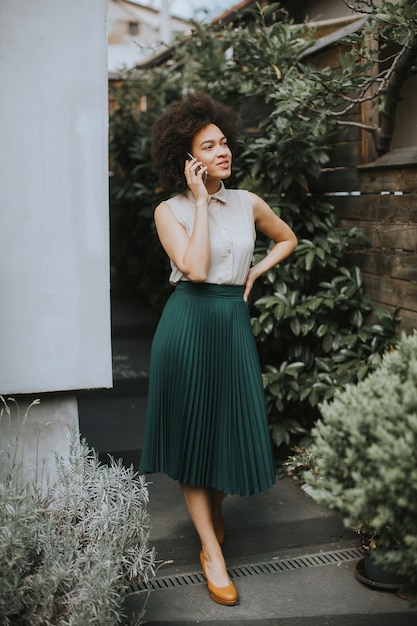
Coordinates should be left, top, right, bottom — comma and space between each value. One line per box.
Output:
108, 0, 192, 72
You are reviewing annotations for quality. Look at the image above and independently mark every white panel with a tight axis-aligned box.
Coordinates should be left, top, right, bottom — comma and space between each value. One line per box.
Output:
0, 0, 112, 393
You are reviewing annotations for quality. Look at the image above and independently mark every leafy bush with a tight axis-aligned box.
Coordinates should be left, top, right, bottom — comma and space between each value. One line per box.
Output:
0, 398, 155, 626
303, 332, 417, 595
109, 4, 399, 454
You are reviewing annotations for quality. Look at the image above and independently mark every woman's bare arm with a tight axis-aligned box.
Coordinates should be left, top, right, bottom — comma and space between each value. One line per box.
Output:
244, 193, 298, 301
154, 158, 210, 282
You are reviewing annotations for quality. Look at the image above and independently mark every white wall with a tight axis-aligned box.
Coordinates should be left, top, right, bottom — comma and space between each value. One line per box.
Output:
0, 0, 112, 394
0, 394, 80, 486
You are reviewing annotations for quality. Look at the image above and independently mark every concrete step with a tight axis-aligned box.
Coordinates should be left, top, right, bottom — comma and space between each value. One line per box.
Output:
125, 563, 417, 626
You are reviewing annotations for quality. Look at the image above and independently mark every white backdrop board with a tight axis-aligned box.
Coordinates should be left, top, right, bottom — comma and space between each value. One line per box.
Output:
0, 0, 112, 394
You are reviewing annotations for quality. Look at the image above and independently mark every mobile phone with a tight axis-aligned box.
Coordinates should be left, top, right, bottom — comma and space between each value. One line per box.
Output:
186, 152, 207, 181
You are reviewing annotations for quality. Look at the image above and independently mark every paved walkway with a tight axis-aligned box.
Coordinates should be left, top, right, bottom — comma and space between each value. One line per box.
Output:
77, 289, 417, 625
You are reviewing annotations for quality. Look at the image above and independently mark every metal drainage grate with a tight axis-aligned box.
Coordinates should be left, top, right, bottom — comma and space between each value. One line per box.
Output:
130, 547, 363, 593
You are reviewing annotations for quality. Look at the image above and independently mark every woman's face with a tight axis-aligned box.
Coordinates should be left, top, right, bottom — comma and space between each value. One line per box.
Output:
190, 123, 232, 181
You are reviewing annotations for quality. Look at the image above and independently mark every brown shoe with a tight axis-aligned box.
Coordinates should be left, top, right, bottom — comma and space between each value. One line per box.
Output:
199, 550, 238, 606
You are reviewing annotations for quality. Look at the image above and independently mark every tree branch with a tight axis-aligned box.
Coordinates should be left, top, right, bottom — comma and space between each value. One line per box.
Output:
336, 119, 379, 142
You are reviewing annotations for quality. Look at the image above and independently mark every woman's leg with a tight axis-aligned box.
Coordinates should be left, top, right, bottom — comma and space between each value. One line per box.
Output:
180, 483, 230, 587
211, 488, 226, 540
211, 488, 226, 526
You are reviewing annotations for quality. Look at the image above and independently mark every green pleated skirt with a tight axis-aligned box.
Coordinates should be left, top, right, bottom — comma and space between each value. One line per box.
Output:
138, 282, 276, 496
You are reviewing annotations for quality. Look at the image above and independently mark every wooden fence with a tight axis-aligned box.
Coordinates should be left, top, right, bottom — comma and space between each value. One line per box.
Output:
314, 147, 417, 335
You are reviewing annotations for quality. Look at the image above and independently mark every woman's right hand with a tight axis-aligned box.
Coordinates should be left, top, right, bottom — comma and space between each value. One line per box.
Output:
184, 157, 208, 202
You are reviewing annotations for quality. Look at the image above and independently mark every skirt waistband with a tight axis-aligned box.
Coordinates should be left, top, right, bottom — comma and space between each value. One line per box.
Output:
175, 281, 245, 299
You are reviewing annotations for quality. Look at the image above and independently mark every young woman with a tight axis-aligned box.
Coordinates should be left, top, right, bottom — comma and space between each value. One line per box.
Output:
139, 93, 297, 606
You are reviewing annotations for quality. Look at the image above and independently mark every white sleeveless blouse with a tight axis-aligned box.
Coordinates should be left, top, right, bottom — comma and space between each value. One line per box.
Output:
166, 182, 256, 285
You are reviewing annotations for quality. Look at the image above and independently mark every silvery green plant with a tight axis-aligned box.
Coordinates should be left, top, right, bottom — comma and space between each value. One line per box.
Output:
303, 332, 417, 595
0, 397, 155, 626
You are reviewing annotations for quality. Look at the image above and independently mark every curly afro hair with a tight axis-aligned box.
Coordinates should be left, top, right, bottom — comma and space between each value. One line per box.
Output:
151, 92, 240, 193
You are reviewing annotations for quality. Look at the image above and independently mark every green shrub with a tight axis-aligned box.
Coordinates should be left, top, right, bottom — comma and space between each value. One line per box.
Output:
109, 4, 399, 454
0, 398, 155, 626
304, 332, 417, 594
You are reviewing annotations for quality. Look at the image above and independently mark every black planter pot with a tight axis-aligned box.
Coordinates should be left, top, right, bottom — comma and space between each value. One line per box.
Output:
354, 552, 403, 590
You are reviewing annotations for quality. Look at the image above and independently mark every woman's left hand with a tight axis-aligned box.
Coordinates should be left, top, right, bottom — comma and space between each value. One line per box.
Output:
244, 267, 258, 303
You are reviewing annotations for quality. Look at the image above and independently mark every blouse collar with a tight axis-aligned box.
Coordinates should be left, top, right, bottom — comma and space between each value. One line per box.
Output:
186, 181, 227, 205
209, 181, 227, 204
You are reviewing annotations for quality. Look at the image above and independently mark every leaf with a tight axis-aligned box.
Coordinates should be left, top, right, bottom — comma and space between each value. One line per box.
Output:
275, 292, 290, 305
345, 333, 359, 350
274, 302, 286, 320
309, 387, 320, 407
357, 364, 369, 380
267, 270, 276, 283
342, 283, 359, 299
300, 387, 311, 401
306, 250, 315, 271
272, 64, 282, 80
323, 332, 334, 353
283, 361, 305, 374
315, 357, 332, 373
262, 2, 282, 18
290, 317, 301, 336
317, 324, 328, 337
302, 319, 316, 335
351, 309, 363, 329
315, 247, 326, 261
353, 266, 363, 288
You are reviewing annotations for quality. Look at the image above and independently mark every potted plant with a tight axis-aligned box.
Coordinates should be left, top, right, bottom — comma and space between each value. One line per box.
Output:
301, 331, 417, 596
